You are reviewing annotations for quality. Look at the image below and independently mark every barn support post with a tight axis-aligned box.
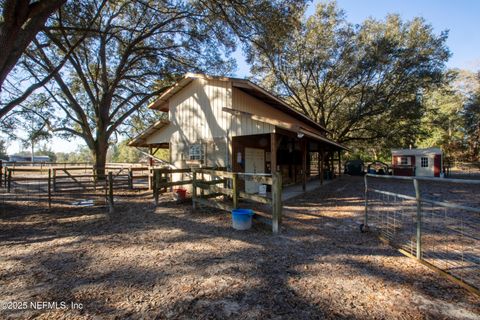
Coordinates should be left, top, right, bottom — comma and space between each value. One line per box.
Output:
7, 168, 11, 193
108, 171, 114, 214
192, 168, 197, 210
270, 133, 277, 173
0, 160, 3, 187
320, 150, 324, 185
272, 171, 283, 234
338, 150, 342, 178
413, 178, 422, 259
48, 169, 52, 209
302, 139, 307, 191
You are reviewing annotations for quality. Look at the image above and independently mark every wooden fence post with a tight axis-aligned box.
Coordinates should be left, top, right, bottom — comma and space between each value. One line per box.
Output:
3, 164, 7, 188
148, 166, 153, 190
272, 172, 282, 234
413, 178, 422, 260
128, 167, 133, 190
232, 172, 238, 209
48, 169, 52, 209
108, 171, 114, 214
153, 169, 160, 206
192, 168, 197, 210
7, 168, 11, 193
364, 174, 368, 228
53, 169, 57, 192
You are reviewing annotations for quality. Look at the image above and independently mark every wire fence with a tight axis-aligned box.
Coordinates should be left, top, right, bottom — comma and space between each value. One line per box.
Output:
0, 164, 155, 215
364, 174, 480, 297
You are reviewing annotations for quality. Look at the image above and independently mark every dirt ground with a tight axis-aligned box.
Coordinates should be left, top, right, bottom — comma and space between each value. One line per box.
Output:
0, 176, 479, 319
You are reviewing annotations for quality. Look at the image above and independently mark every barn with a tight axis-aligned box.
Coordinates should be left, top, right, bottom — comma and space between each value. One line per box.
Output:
391, 148, 443, 177
129, 73, 347, 193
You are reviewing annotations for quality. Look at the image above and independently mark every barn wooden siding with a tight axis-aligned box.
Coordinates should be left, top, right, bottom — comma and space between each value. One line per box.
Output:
231, 88, 320, 134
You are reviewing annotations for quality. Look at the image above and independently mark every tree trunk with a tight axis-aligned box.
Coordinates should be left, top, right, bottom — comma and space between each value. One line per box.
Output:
92, 138, 108, 181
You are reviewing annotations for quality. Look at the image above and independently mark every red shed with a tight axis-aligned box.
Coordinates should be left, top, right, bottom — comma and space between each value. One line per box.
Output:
391, 148, 443, 177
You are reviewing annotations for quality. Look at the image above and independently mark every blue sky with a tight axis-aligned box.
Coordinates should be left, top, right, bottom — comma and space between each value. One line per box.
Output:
234, 0, 480, 77
7, 0, 480, 155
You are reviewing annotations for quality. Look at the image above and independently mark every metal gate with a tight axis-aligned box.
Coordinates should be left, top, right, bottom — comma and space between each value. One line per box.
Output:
363, 174, 480, 296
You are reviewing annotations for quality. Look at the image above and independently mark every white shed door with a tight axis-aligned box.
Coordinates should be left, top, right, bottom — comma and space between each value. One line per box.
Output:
245, 148, 265, 194
415, 155, 434, 177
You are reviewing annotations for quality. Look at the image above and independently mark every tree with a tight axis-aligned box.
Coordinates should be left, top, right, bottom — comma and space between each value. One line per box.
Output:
0, 0, 65, 94
249, 2, 450, 154
19, 0, 304, 177
110, 140, 143, 163
463, 83, 480, 161
417, 80, 465, 161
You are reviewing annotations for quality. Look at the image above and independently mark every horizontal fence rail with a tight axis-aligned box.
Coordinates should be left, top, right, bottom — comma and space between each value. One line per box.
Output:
151, 167, 283, 234
364, 174, 480, 297
0, 164, 161, 213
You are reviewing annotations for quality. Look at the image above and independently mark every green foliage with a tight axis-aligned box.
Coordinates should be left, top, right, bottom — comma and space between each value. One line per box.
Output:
416, 70, 480, 162
55, 146, 92, 163
463, 87, 480, 161
110, 140, 143, 163
249, 1, 450, 157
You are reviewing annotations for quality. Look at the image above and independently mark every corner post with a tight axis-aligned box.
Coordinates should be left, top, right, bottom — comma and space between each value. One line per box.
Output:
272, 172, 282, 234
413, 178, 422, 259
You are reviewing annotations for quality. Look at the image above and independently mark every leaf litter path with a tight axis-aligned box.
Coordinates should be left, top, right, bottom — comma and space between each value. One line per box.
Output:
0, 176, 479, 319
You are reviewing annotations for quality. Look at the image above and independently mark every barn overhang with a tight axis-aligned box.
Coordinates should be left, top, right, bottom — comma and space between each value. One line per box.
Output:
128, 120, 170, 147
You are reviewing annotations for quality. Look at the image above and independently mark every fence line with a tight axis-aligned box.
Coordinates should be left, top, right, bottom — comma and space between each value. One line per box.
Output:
151, 167, 283, 234
363, 174, 480, 297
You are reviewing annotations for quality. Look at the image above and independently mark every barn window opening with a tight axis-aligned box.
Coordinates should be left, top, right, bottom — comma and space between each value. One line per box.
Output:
189, 144, 204, 161
421, 157, 429, 168
400, 157, 409, 165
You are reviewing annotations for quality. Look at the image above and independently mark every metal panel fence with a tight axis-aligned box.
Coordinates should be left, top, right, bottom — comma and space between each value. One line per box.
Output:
363, 174, 480, 297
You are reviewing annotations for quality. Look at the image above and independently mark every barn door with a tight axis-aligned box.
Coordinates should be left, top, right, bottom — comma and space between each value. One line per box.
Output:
245, 148, 265, 194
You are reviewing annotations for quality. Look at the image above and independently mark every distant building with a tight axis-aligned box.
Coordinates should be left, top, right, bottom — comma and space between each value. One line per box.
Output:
8, 155, 51, 162
391, 148, 443, 177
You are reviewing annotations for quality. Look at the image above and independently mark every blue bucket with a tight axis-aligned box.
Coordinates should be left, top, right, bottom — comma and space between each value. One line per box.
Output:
231, 209, 254, 230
